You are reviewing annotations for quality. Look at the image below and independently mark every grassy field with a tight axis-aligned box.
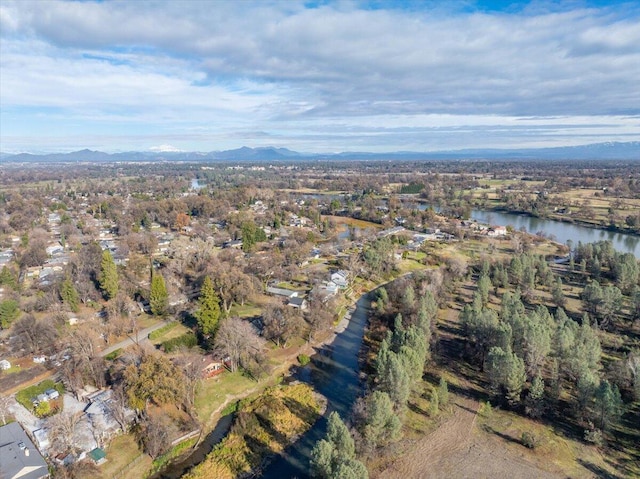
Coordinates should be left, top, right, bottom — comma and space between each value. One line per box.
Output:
184, 383, 323, 479
95, 433, 152, 479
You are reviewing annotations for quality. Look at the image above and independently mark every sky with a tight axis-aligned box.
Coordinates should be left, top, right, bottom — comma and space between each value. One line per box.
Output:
1, 0, 639, 154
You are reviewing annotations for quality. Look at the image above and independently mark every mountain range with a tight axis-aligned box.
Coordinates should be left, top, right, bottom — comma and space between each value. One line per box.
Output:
1, 142, 638, 163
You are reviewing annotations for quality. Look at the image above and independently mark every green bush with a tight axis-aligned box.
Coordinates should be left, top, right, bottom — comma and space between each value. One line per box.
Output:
521, 431, 540, 449
161, 332, 197, 352
297, 354, 311, 366
105, 348, 122, 361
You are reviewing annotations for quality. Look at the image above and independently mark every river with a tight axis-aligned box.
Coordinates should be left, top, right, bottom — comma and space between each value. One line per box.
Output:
261, 292, 373, 478
413, 202, 639, 257
469, 210, 640, 258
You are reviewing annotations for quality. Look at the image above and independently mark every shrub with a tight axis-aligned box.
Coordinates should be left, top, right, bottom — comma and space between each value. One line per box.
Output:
297, 354, 311, 366
105, 348, 122, 361
478, 401, 493, 418
521, 431, 540, 449
161, 332, 197, 352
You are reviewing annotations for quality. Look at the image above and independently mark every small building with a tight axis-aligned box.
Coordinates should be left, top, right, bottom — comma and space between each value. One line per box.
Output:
45, 388, 60, 400
0, 359, 10, 370
266, 286, 299, 299
288, 296, 308, 310
88, 447, 107, 466
0, 422, 50, 479
202, 360, 225, 379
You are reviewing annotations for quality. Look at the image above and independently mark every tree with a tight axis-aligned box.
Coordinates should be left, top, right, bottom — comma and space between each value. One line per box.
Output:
149, 271, 168, 316
0, 394, 12, 425
139, 413, 172, 459
195, 276, 221, 337
593, 380, 623, 431
99, 250, 118, 300
551, 276, 566, 308
525, 375, 545, 418
262, 303, 303, 348
477, 274, 491, 306
0, 299, 20, 329
310, 411, 368, 479
599, 285, 622, 327
60, 277, 80, 313
486, 346, 526, 407
48, 411, 82, 454
123, 353, 185, 412
213, 316, 264, 372
361, 391, 401, 452
582, 280, 603, 316
375, 341, 410, 410
438, 377, 449, 407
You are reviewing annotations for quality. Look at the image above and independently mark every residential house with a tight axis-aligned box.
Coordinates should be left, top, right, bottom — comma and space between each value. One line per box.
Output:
330, 270, 350, 289
266, 286, 299, 299
202, 359, 225, 379
0, 422, 50, 479
487, 225, 508, 237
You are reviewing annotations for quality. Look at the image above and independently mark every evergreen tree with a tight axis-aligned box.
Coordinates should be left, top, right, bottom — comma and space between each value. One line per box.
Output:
60, 277, 80, 313
477, 274, 491, 306
525, 375, 545, 418
150, 271, 168, 316
310, 412, 368, 479
195, 276, 221, 336
551, 276, 566, 307
438, 377, 449, 407
362, 391, 401, 450
99, 250, 118, 300
593, 380, 623, 431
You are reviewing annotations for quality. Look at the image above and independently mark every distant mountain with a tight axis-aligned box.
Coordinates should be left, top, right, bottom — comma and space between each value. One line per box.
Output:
1, 142, 638, 163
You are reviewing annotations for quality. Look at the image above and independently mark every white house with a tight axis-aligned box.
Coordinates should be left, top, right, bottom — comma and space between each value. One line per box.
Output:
0, 359, 10, 370
330, 270, 349, 288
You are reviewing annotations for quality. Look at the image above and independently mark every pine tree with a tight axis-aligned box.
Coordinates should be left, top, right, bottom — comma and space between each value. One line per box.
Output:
594, 380, 623, 431
310, 412, 368, 479
60, 277, 80, 313
525, 375, 545, 418
195, 276, 221, 336
150, 271, 168, 316
438, 377, 449, 407
362, 391, 401, 450
99, 250, 118, 300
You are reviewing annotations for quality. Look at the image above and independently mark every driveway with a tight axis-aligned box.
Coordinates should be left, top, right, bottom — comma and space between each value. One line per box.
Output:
100, 320, 169, 357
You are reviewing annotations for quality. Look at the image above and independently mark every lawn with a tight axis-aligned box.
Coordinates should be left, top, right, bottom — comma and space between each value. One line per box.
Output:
89, 433, 152, 479
194, 371, 262, 427
15, 379, 64, 414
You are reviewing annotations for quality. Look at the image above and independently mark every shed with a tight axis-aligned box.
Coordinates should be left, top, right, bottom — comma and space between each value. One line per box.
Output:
88, 447, 107, 465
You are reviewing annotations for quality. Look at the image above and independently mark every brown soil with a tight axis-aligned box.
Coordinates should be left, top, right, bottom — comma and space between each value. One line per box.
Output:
375, 393, 565, 479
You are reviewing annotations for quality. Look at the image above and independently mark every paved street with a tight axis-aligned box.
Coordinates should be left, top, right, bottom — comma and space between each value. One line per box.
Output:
100, 320, 169, 357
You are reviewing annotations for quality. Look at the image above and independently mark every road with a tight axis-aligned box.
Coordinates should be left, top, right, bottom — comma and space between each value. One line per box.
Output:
100, 320, 169, 356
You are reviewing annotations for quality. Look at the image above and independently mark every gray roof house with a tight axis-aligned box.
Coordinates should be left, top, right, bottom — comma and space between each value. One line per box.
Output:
0, 422, 49, 479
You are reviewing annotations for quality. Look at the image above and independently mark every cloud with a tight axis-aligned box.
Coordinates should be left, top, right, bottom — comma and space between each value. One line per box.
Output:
1, 0, 639, 152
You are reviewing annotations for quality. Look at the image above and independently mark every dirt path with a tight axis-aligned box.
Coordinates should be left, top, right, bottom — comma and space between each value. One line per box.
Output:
377, 394, 480, 479
377, 393, 564, 479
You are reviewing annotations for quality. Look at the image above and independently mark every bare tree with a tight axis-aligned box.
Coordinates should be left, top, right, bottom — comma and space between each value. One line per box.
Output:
0, 394, 12, 425
214, 317, 264, 372
108, 383, 131, 432
48, 411, 83, 454
262, 303, 304, 348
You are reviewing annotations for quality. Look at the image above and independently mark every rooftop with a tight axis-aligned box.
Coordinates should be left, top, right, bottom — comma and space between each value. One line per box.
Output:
0, 422, 49, 479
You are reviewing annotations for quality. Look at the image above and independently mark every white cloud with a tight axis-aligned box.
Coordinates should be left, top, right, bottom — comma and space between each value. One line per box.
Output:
1, 0, 639, 152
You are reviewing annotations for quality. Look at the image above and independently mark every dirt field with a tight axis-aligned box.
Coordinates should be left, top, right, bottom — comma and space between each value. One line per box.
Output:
376, 393, 566, 479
